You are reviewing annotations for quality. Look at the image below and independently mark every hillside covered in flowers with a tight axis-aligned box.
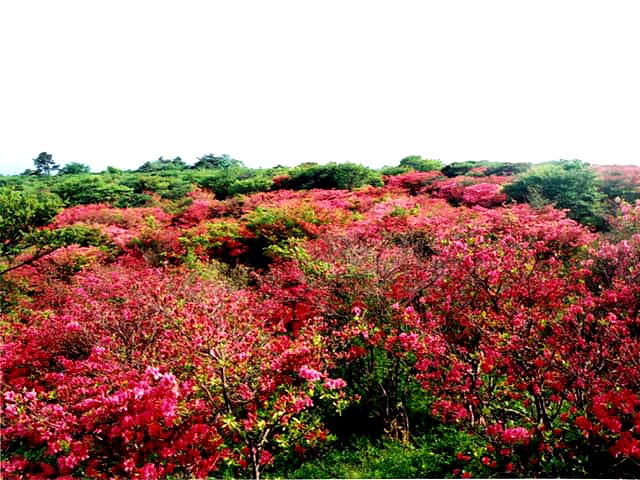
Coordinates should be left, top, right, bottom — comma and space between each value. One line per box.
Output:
1, 159, 640, 478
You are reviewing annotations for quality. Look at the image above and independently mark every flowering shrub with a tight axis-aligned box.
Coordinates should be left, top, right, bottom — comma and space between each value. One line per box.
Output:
171, 189, 223, 227
427, 175, 511, 206
384, 171, 443, 195
54, 204, 171, 230
1, 264, 347, 479
461, 183, 506, 207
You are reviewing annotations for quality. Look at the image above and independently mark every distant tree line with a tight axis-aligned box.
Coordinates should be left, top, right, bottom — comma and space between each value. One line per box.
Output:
3, 152, 639, 231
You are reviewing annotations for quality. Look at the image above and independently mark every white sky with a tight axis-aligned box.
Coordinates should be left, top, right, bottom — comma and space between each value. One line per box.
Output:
1, 0, 639, 174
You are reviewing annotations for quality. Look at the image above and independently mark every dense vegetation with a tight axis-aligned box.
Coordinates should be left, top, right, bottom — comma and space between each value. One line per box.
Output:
1, 153, 639, 478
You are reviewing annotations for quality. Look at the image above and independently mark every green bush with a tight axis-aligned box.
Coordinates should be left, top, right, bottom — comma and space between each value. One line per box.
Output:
332, 163, 383, 190
441, 161, 530, 177
192, 153, 243, 170
227, 175, 273, 197
244, 206, 318, 244
0, 187, 61, 257
58, 162, 91, 175
380, 165, 412, 176
119, 173, 193, 200
27, 224, 113, 252
136, 156, 188, 172
399, 156, 443, 172
484, 162, 532, 176
503, 160, 606, 228
51, 175, 137, 206
1, 187, 112, 277
284, 163, 382, 191
195, 168, 250, 199
441, 161, 489, 177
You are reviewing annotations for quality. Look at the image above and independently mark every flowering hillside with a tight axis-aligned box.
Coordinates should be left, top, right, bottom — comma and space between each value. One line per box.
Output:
1, 171, 639, 479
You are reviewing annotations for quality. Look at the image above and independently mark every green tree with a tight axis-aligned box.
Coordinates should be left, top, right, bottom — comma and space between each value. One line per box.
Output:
332, 163, 383, 190
105, 166, 123, 174
33, 152, 60, 176
399, 156, 443, 172
0, 187, 61, 259
58, 162, 91, 175
285, 163, 382, 191
503, 160, 606, 228
193, 153, 243, 170
137, 156, 188, 172
196, 168, 249, 199
441, 161, 532, 177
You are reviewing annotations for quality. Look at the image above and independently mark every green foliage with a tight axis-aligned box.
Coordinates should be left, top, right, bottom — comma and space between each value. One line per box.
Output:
228, 175, 273, 196
600, 176, 637, 203
136, 156, 188, 172
503, 160, 606, 228
265, 239, 332, 276
51, 175, 138, 206
32, 151, 59, 176
193, 153, 244, 170
195, 168, 246, 199
119, 173, 193, 200
442, 160, 531, 177
26, 224, 112, 252
0, 188, 111, 277
379, 165, 412, 176
274, 427, 484, 479
58, 162, 91, 175
484, 162, 532, 176
179, 221, 245, 266
399, 156, 443, 172
0, 175, 27, 188
245, 206, 318, 244
284, 163, 382, 191
194, 168, 273, 199
113, 193, 153, 208
441, 161, 488, 177
0, 187, 61, 257
183, 221, 243, 250
332, 163, 383, 190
